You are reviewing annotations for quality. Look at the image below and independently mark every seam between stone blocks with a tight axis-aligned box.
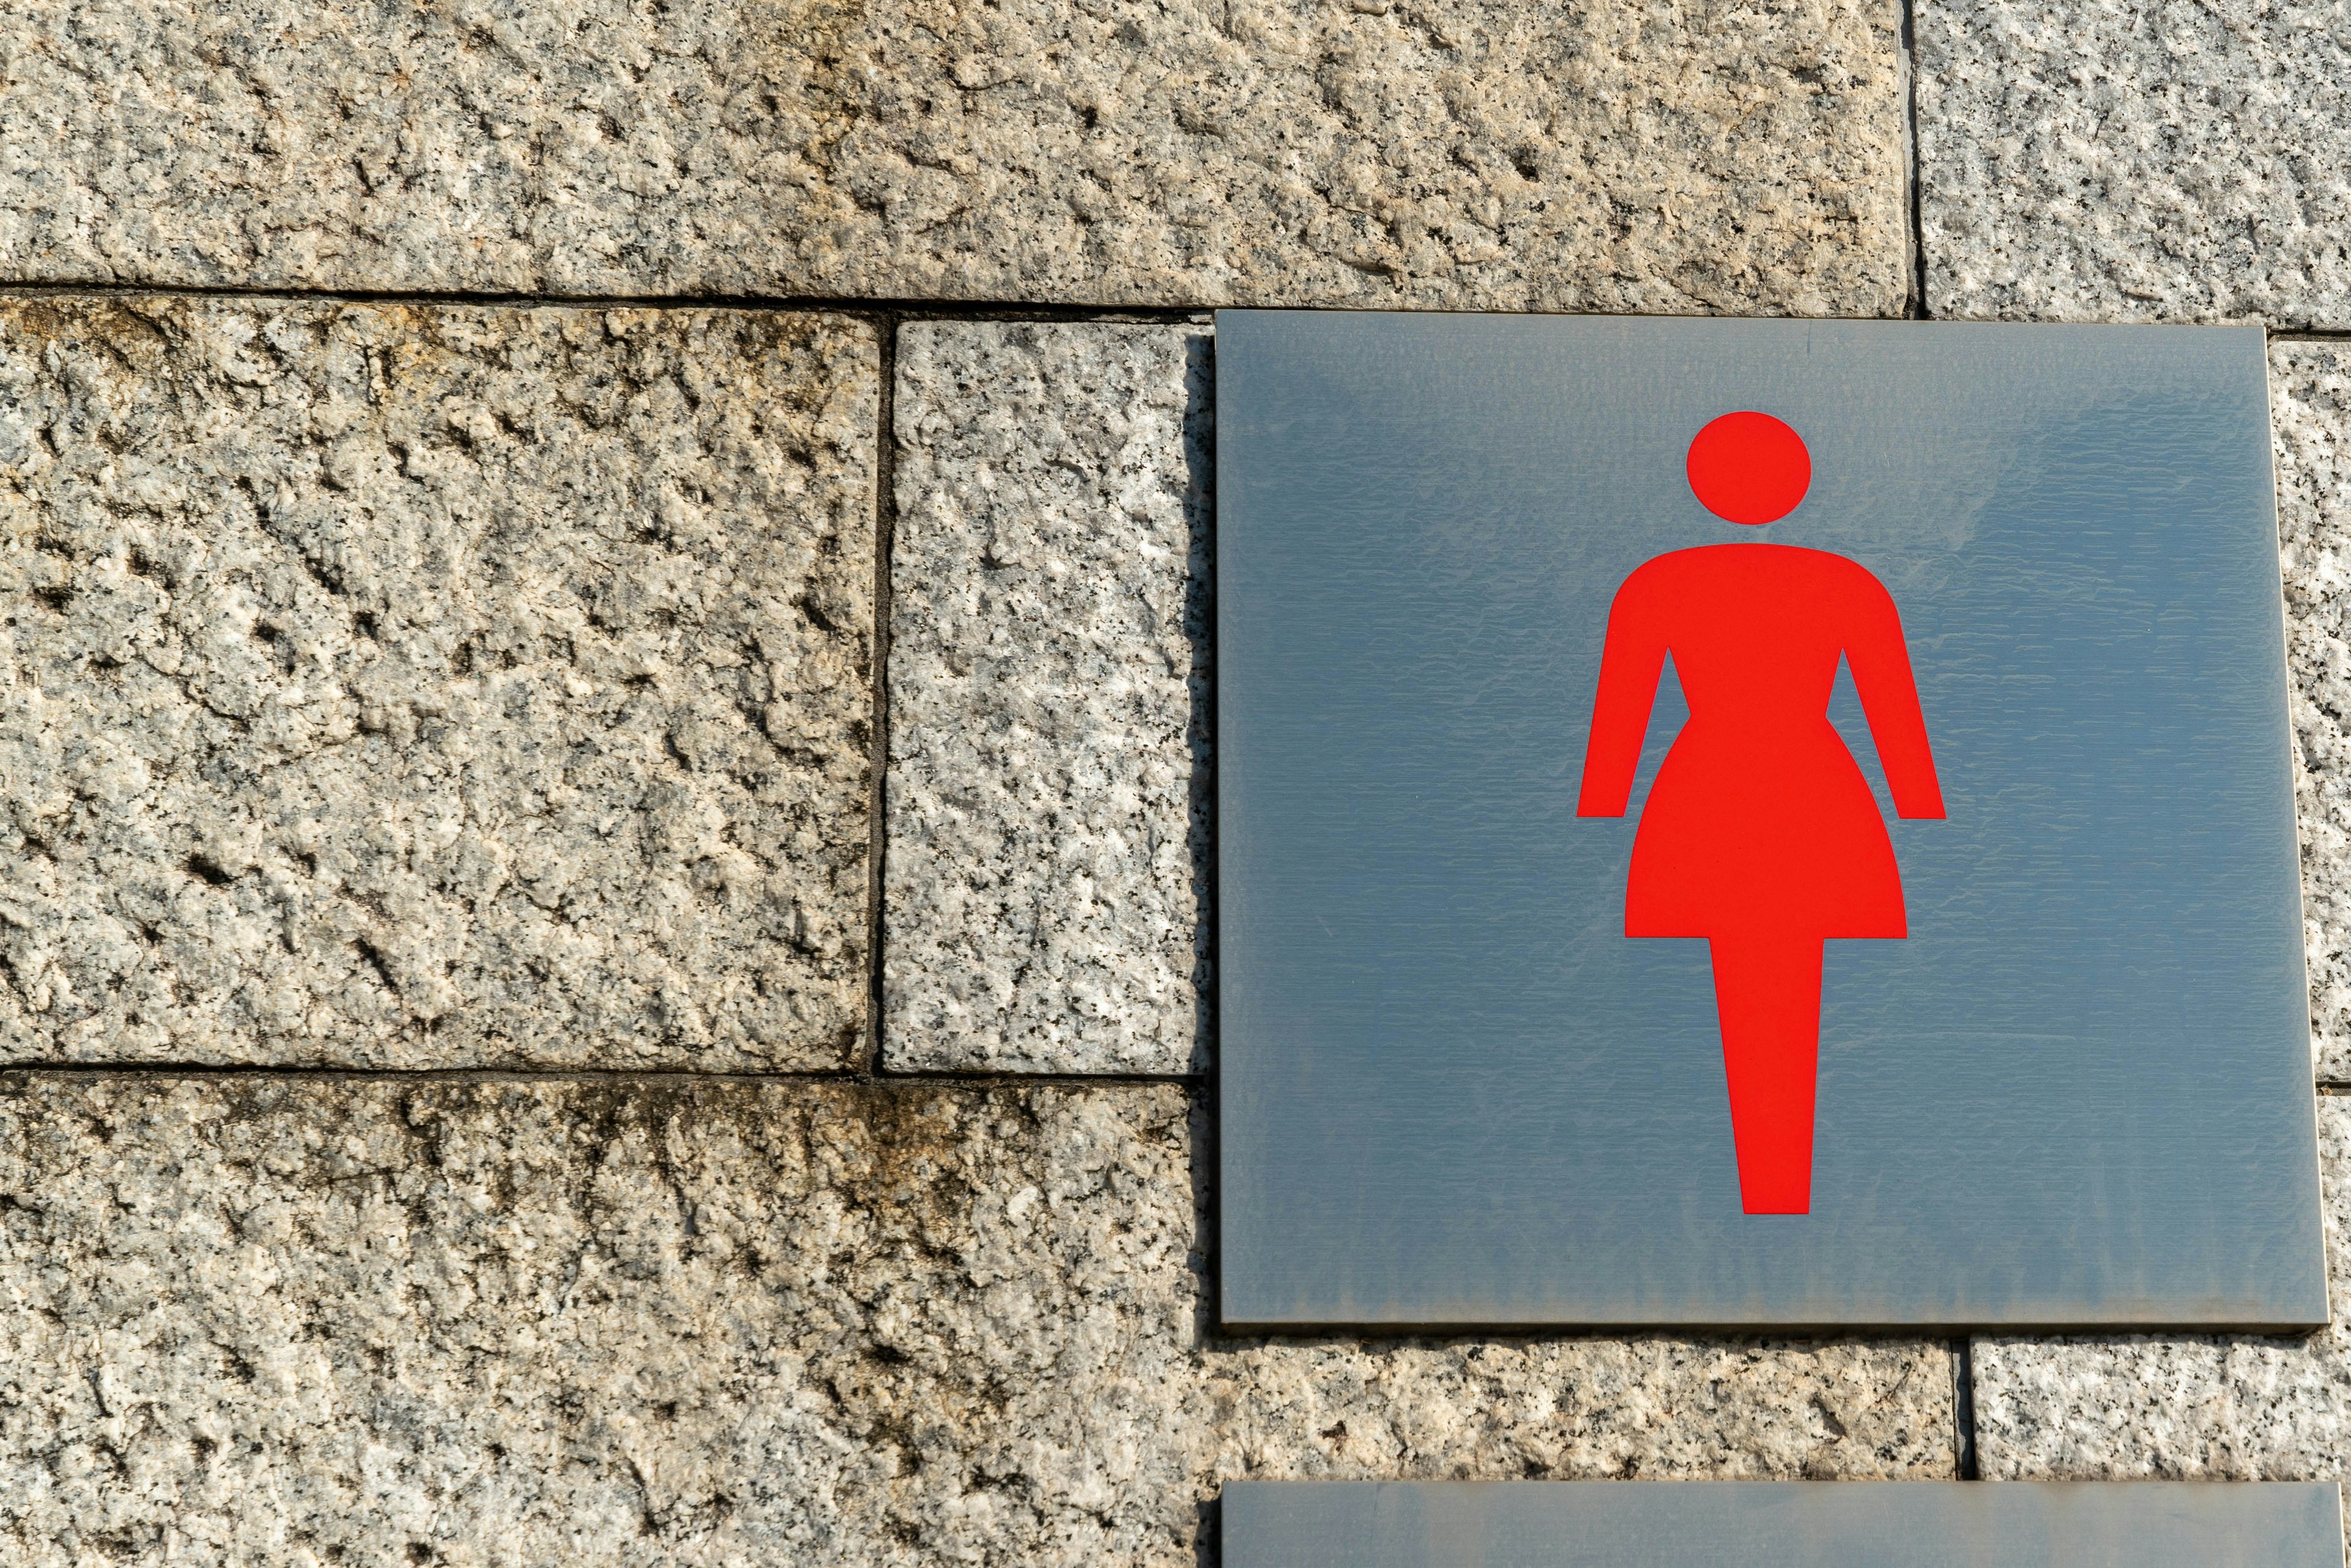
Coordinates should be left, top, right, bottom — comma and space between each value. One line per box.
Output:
0, 278, 1218, 324
0, 1071, 2235, 1087
1951, 1340, 1979, 1479
1899, 0, 1929, 320
0, 278, 1970, 326
0, 1063, 1199, 1089
866, 313, 899, 1077
18, 282, 2351, 337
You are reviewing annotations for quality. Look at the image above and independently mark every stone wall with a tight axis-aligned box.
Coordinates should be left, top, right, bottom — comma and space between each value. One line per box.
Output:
0, 0, 2346, 1561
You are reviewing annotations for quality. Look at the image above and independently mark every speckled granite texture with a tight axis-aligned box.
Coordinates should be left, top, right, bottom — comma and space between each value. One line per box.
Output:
0, 1075, 1955, 1562
0, 297, 876, 1070
885, 323, 1210, 1073
1970, 1097, 2349, 1478
1, 0, 1908, 314
1918, 0, 2351, 324
6, 0, 2342, 1534
2279, 343, 2351, 1081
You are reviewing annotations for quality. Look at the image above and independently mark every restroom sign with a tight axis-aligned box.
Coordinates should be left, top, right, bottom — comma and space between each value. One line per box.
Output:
1215, 313, 2325, 1328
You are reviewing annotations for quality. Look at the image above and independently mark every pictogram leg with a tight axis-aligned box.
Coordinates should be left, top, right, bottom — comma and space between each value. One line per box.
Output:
1706, 932, 1827, 1214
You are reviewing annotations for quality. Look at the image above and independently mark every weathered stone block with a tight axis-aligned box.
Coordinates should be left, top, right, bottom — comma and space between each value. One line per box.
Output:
886, 323, 1209, 1073
2278, 343, 2351, 1082
0, 298, 876, 1069
0, 1073, 1955, 1562
0, 0, 1908, 313
1918, 0, 2351, 324
1970, 1096, 2349, 1479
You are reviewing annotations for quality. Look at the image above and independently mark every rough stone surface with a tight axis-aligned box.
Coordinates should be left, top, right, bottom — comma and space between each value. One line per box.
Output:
0, 1074, 1955, 1562
1970, 1097, 2350, 1479
886, 323, 1209, 1073
2277, 343, 2351, 1082
1, 0, 1907, 314
0, 297, 876, 1070
1919, 0, 2351, 324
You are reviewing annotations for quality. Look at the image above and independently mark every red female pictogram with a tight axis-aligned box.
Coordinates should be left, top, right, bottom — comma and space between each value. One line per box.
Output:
1577, 413, 1944, 1215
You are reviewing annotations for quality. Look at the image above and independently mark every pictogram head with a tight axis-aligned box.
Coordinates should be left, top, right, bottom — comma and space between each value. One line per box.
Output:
1686, 411, 1811, 526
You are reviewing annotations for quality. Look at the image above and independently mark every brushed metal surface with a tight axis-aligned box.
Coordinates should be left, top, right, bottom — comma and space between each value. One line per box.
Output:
1215, 313, 2326, 1327
1220, 1482, 2344, 1568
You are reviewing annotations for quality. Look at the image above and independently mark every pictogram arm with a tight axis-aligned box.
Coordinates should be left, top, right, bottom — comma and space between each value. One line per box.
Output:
1577, 568, 1670, 817
1844, 566, 1946, 820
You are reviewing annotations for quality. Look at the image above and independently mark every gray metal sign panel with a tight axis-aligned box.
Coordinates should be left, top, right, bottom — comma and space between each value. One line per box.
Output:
1216, 313, 2326, 1328
1220, 1482, 2344, 1568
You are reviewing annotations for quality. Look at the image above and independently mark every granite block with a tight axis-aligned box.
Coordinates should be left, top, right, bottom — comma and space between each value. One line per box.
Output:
1, 0, 1907, 313
1918, 0, 2351, 324
0, 297, 876, 1069
2278, 343, 2351, 1081
885, 323, 1209, 1073
0, 1074, 1956, 1562
1970, 1096, 2349, 1479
